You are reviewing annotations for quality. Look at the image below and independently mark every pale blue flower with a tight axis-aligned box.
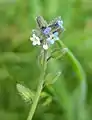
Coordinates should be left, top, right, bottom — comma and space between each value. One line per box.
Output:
46, 37, 55, 45
53, 32, 59, 40
50, 39, 55, 44
57, 20, 64, 29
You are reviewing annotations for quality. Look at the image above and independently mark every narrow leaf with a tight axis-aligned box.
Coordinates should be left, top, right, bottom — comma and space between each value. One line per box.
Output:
51, 48, 68, 60
45, 72, 61, 86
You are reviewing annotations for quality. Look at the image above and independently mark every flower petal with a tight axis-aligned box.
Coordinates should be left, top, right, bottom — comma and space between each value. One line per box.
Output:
32, 41, 37, 46
43, 27, 51, 35
46, 37, 51, 42
54, 36, 59, 40
36, 36, 40, 41
33, 34, 36, 38
49, 39, 55, 44
43, 44, 48, 50
53, 32, 59, 36
37, 41, 41, 45
58, 20, 63, 25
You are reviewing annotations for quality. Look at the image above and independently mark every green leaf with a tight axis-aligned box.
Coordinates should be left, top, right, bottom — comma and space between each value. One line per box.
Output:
40, 92, 52, 106
40, 91, 50, 98
42, 96, 52, 106
16, 84, 35, 103
45, 72, 61, 86
51, 48, 68, 60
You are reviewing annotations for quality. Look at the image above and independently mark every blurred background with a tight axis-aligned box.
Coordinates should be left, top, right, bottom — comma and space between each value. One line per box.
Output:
0, 0, 92, 120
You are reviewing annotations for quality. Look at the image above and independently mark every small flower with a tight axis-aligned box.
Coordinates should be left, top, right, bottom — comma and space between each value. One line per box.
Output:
30, 34, 41, 46
43, 44, 48, 50
46, 37, 55, 45
53, 32, 59, 40
46, 32, 59, 45
57, 20, 64, 29
43, 27, 51, 35
58, 20, 63, 25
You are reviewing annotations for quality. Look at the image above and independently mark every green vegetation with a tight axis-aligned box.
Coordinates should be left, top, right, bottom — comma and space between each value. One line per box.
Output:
0, 0, 92, 120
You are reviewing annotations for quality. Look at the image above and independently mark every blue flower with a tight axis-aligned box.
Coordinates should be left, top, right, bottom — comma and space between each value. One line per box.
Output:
43, 27, 51, 35
53, 32, 59, 40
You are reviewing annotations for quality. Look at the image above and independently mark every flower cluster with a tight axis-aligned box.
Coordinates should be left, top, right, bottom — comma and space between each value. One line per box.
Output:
30, 16, 64, 50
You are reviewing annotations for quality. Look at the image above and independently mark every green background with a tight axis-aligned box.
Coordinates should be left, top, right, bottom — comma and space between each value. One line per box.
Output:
0, 0, 92, 120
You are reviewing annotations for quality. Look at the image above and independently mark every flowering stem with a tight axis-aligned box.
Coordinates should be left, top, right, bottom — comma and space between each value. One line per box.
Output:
27, 50, 47, 120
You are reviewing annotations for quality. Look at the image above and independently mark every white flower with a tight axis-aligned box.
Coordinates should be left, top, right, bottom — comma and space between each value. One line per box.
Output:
30, 34, 41, 46
43, 44, 48, 50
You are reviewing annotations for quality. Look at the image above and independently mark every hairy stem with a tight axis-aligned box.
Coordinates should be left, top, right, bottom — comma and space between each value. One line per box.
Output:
27, 50, 47, 120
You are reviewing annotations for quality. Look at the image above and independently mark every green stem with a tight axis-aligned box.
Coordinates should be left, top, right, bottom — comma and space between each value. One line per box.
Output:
57, 40, 87, 120
57, 40, 86, 99
27, 50, 47, 120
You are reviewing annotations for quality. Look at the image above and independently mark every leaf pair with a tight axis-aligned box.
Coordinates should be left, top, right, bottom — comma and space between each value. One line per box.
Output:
16, 71, 61, 106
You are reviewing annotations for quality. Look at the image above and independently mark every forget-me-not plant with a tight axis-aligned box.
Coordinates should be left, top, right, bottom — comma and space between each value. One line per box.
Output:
16, 16, 86, 120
